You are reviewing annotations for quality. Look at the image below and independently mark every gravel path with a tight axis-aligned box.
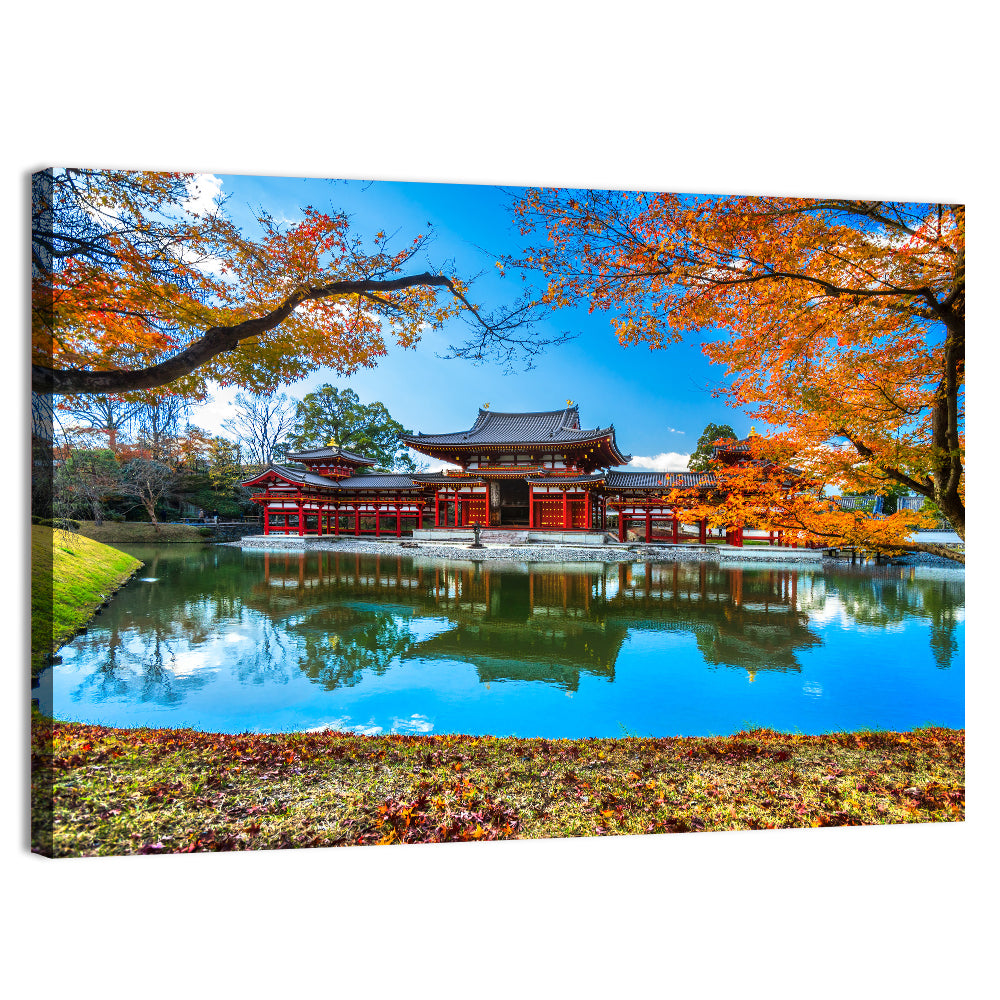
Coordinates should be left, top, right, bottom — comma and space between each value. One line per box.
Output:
226, 535, 840, 566
889, 551, 965, 568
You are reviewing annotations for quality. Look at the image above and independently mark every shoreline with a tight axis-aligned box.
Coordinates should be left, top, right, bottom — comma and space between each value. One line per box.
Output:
225, 534, 963, 569
227, 535, 825, 566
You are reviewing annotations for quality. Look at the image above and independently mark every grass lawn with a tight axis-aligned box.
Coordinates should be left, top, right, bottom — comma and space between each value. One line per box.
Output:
75, 521, 209, 544
31, 526, 142, 677
31, 719, 963, 856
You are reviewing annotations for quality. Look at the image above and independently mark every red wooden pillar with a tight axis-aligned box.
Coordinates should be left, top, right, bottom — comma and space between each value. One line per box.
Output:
618, 510, 626, 543
375, 505, 381, 537
297, 501, 304, 536
584, 490, 591, 531
645, 508, 652, 543
454, 491, 460, 527
263, 506, 270, 535
395, 505, 401, 537
434, 492, 440, 527
737, 526, 744, 547
354, 506, 360, 536
529, 487, 534, 528
562, 489, 569, 529
672, 515, 679, 543
699, 518, 707, 544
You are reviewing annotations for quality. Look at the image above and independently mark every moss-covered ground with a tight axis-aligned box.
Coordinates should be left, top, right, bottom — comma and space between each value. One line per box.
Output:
31, 525, 142, 677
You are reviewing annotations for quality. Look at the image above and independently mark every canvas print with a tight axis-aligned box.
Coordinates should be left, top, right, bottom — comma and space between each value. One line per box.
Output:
30, 171, 964, 857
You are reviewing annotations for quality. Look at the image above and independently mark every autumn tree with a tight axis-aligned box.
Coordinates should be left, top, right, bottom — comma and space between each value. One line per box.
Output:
509, 191, 964, 552
206, 436, 245, 492
31, 169, 558, 399
666, 437, 942, 558
171, 434, 252, 520
53, 448, 120, 525
688, 422, 738, 471
118, 458, 175, 531
56, 394, 142, 452
286, 385, 416, 473
222, 392, 295, 468
134, 395, 189, 460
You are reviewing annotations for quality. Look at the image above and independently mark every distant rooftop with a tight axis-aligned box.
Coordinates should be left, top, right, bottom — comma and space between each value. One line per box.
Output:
284, 445, 375, 466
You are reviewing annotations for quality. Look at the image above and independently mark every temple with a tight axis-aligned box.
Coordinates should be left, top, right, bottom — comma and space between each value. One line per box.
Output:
242, 404, 766, 545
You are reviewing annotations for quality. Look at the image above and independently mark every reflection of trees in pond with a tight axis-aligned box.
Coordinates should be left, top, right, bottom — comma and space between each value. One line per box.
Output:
114, 544, 250, 644
285, 606, 419, 691
403, 620, 627, 692
64, 546, 300, 703
230, 617, 295, 686
69, 619, 213, 707
604, 564, 822, 676
815, 569, 964, 670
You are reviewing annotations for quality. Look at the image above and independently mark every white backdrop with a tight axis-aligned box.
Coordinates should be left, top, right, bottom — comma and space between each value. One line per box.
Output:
4, 3, 994, 996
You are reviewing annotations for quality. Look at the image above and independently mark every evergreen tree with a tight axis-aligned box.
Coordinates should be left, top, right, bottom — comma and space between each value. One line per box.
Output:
688, 423, 738, 471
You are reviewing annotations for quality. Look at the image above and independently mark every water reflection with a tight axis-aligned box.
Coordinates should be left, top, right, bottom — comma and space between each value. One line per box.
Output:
40, 545, 965, 736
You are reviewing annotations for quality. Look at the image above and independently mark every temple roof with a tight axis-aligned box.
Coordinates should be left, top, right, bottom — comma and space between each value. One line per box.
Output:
605, 470, 715, 489
712, 437, 755, 455
241, 465, 424, 492
334, 474, 424, 491
284, 446, 376, 466
241, 465, 343, 490
403, 405, 630, 467
405, 406, 619, 447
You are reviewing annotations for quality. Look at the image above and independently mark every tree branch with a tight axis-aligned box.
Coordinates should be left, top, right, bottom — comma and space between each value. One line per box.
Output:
837, 427, 934, 497
33, 272, 467, 394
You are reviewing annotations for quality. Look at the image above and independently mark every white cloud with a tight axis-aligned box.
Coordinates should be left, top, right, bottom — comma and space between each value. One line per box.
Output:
410, 450, 461, 474
666, 427, 684, 434
391, 714, 435, 735
182, 173, 224, 217
628, 452, 691, 472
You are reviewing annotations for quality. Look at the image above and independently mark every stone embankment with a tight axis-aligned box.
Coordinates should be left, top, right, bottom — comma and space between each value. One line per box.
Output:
232, 534, 827, 565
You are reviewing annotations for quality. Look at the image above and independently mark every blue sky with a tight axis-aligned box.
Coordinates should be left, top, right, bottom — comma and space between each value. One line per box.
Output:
190, 173, 749, 471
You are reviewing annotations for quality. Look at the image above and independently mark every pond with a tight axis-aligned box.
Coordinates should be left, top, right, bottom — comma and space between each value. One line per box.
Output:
35, 545, 965, 738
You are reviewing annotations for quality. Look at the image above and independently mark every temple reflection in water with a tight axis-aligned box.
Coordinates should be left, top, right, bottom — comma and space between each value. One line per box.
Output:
252, 551, 823, 691
43, 545, 964, 736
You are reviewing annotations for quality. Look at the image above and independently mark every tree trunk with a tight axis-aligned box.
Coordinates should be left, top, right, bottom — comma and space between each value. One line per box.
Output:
143, 499, 160, 532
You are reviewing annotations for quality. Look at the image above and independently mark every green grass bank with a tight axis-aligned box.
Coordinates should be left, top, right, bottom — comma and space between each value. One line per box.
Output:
31, 720, 963, 856
75, 521, 210, 544
31, 525, 142, 677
